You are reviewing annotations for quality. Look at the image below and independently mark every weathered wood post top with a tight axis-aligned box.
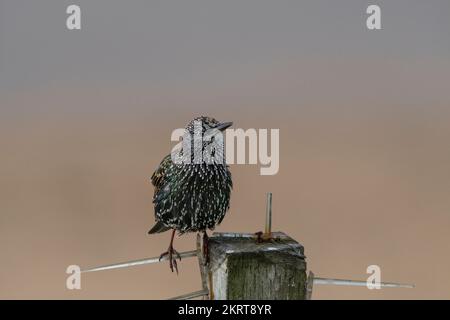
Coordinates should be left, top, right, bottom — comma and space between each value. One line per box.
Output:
207, 232, 307, 300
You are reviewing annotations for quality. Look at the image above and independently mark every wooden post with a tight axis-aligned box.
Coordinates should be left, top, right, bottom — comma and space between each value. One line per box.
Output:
207, 232, 307, 300
305, 271, 314, 300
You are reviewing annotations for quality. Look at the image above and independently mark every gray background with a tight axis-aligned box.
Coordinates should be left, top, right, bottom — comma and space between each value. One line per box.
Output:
1, 0, 449, 299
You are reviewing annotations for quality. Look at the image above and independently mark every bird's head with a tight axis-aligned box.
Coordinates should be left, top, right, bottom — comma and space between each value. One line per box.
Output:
185, 116, 232, 135
179, 116, 232, 165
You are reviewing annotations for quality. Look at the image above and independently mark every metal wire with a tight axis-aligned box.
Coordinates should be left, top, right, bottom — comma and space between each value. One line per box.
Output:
82, 250, 198, 273
313, 277, 414, 288
168, 289, 209, 300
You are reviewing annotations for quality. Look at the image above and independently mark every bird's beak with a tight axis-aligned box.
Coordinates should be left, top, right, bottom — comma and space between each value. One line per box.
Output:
216, 122, 233, 131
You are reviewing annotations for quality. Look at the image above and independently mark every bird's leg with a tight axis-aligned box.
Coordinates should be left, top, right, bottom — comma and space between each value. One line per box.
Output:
202, 231, 209, 265
159, 229, 182, 273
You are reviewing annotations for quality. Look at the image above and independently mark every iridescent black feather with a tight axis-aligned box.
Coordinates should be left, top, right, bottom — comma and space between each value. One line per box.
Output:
149, 116, 232, 234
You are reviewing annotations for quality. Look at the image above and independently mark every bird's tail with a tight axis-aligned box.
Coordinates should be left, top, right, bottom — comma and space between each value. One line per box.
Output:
148, 221, 172, 234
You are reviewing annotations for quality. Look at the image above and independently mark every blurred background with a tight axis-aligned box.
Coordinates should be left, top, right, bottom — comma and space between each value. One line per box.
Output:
1, 0, 449, 299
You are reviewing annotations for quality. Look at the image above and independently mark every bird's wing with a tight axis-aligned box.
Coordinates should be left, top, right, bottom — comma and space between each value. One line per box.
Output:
149, 154, 175, 232
148, 220, 172, 234
151, 154, 172, 192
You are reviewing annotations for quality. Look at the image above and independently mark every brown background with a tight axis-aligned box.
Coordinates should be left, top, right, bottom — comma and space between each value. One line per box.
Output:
1, 1, 449, 299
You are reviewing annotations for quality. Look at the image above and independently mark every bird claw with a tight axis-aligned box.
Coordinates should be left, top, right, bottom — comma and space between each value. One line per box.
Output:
159, 247, 182, 274
172, 258, 178, 274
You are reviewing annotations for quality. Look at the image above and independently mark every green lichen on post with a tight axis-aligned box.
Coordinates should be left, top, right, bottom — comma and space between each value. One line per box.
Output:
226, 251, 306, 300
208, 232, 307, 300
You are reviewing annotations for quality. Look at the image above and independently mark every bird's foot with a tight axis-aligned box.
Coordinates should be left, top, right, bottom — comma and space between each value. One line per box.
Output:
159, 246, 182, 274
202, 231, 210, 265
254, 231, 279, 243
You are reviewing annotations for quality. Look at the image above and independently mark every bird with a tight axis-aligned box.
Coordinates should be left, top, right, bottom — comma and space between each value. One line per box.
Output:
148, 116, 233, 273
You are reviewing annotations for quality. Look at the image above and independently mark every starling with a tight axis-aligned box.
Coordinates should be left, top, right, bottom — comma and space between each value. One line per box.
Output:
148, 116, 233, 273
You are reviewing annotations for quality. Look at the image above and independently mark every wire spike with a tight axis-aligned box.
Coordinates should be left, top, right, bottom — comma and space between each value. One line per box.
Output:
82, 250, 197, 273
313, 277, 414, 289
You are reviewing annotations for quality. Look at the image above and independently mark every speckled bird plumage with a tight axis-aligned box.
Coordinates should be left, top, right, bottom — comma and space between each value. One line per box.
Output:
149, 116, 233, 235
